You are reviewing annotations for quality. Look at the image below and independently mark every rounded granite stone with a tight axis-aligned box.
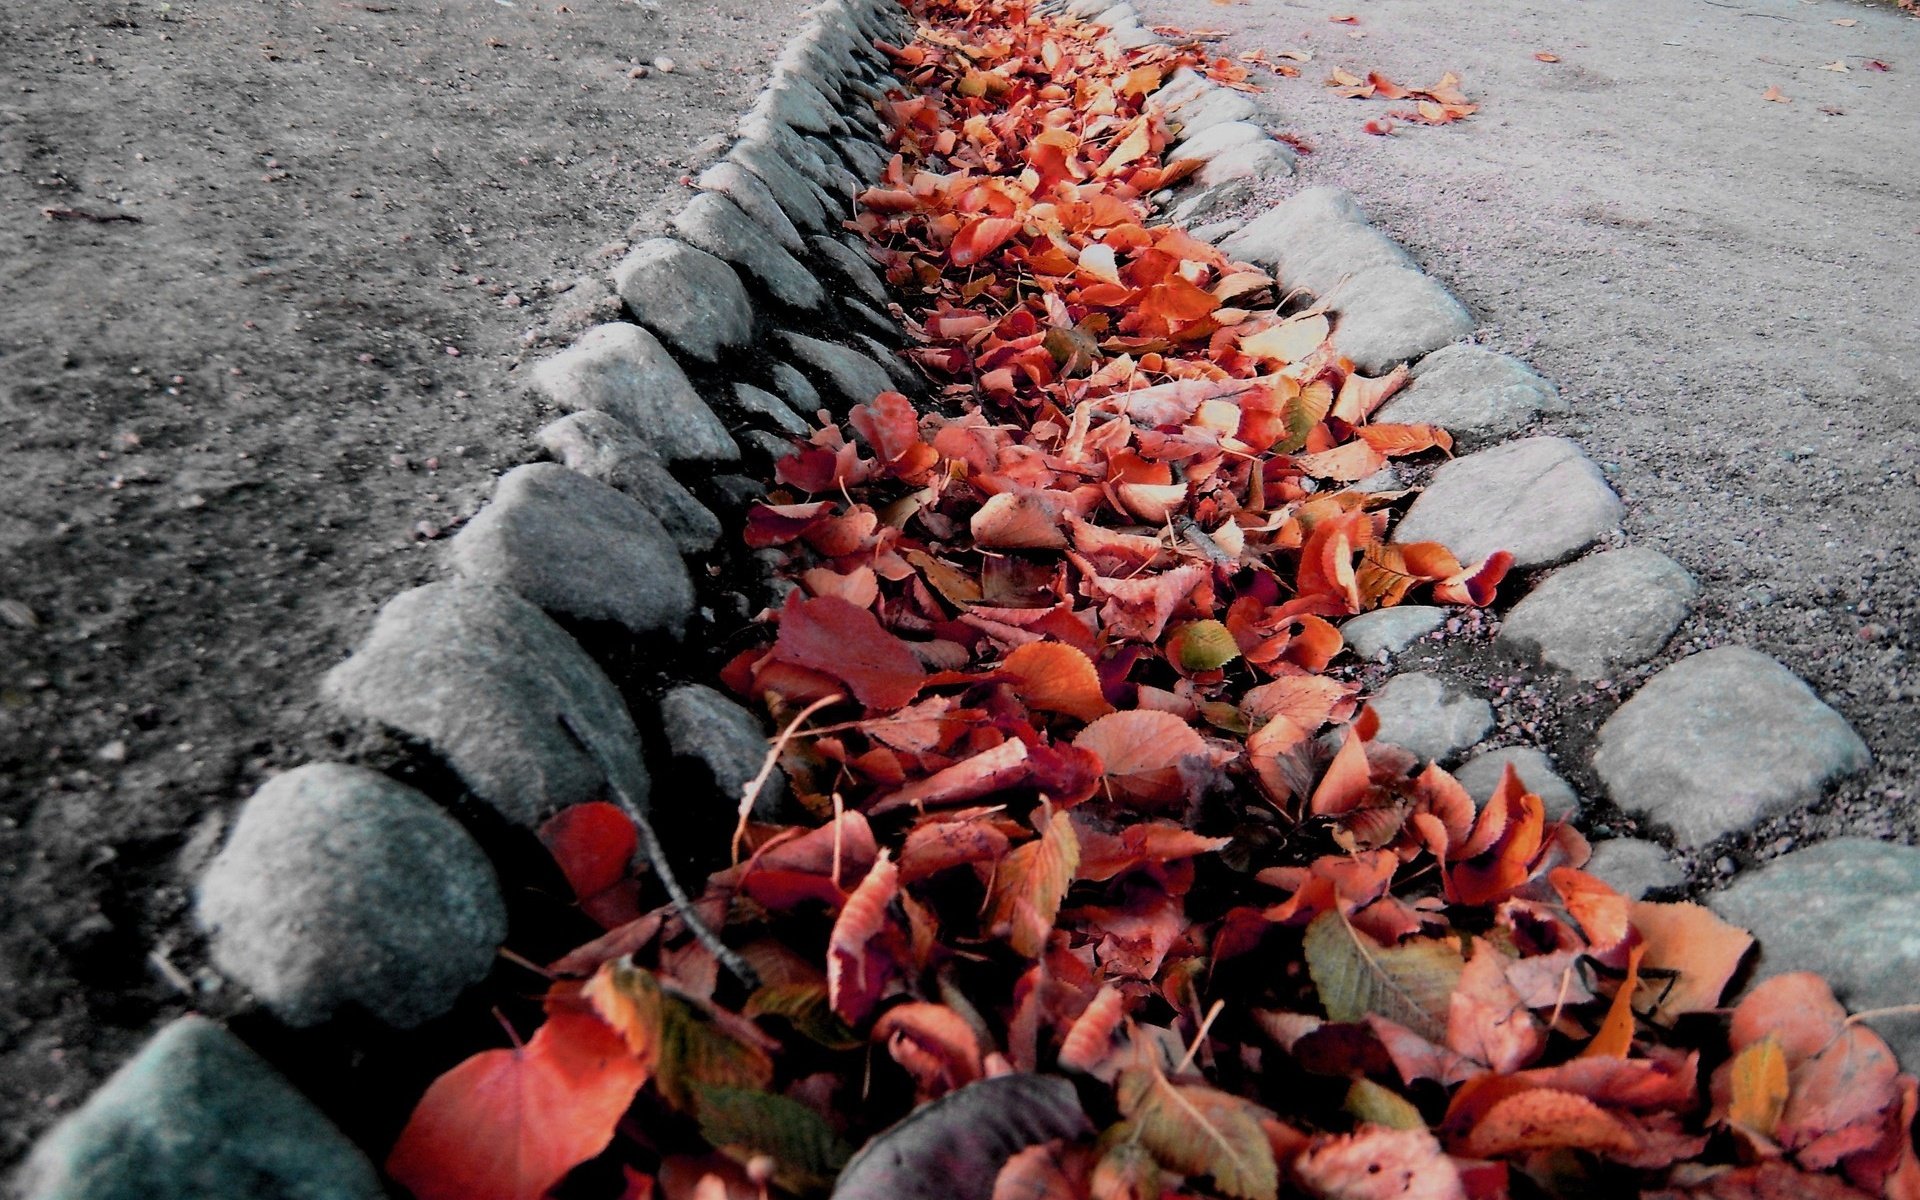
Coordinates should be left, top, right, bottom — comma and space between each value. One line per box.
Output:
196, 763, 505, 1027
611, 238, 756, 363
1367, 672, 1493, 764
1391, 436, 1624, 569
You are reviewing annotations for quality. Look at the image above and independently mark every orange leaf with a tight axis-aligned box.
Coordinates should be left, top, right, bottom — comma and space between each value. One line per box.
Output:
1582, 943, 1646, 1059
387, 1009, 649, 1200
951, 216, 1025, 267
1292, 1126, 1466, 1200
1550, 867, 1631, 952
1461, 1087, 1639, 1159
828, 849, 902, 1024
1058, 984, 1126, 1073
1534, 51, 1560, 63
985, 809, 1082, 956
1074, 709, 1214, 806
1002, 642, 1114, 723
874, 1001, 985, 1100
972, 489, 1070, 549
1630, 901, 1753, 1022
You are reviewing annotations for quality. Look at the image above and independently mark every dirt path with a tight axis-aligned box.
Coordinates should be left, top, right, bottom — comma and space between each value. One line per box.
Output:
1135, 0, 1920, 847
0, 0, 805, 1160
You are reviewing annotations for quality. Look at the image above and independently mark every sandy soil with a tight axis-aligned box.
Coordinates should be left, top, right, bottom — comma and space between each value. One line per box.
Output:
0, 0, 806, 1161
1137, 0, 1920, 863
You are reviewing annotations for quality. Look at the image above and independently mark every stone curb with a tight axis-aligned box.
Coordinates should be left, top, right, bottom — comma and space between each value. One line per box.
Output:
17, 1, 1896, 1192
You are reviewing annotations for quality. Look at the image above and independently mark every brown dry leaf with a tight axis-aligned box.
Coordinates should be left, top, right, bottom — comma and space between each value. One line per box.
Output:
985, 809, 1081, 957
1534, 51, 1560, 63
1762, 85, 1791, 103
1834, 16, 1858, 24
1820, 60, 1851, 72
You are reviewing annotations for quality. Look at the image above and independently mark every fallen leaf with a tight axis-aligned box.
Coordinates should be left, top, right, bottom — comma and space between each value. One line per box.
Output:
1534, 51, 1560, 63
1303, 908, 1464, 1043
770, 594, 926, 711
1117, 1067, 1279, 1200
1762, 85, 1791, 103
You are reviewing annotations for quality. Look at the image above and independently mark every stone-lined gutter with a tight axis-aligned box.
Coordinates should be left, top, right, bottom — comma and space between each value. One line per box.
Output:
13, 0, 1899, 1194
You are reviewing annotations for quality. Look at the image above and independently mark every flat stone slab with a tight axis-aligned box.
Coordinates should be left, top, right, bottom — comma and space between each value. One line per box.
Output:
536, 412, 721, 553
1711, 839, 1920, 1067
728, 137, 831, 234
530, 322, 739, 463
611, 239, 754, 364
1593, 647, 1870, 846
781, 331, 894, 408
1170, 87, 1257, 138
1376, 344, 1566, 448
1499, 547, 1699, 680
1341, 605, 1443, 660
17, 1016, 383, 1200
450, 463, 694, 638
697, 160, 806, 254
1326, 264, 1475, 373
323, 581, 653, 826
1392, 436, 1624, 569
196, 763, 505, 1027
1451, 746, 1579, 821
1585, 838, 1684, 900
1195, 140, 1295, 189
1368, 672, 1492, 764
673, 191, 826, 311
1168, 120, 1264, 163
660, 685, 786, 820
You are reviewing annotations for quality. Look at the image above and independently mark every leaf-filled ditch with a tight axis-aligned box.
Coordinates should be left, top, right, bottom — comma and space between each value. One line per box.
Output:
385, 2, 1920, 1198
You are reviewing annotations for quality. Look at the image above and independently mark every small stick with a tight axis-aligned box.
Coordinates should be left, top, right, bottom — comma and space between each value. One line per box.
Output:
41, 207, 142, 224
732, 693, 844, 865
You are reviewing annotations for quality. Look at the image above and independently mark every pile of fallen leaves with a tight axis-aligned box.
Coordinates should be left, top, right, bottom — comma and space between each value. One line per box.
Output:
382, 2, 1920, 1198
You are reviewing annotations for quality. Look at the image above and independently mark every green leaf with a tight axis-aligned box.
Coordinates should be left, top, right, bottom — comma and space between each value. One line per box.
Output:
1116, 1067, 1278, 1200
1343, 1078, 1426, 1131
1278, 379, 1333, 454
695, 1084, 851, 1196
1302, 910, 1464, 1043
1173, 620, 1241, 672
745, 983, 862, 1051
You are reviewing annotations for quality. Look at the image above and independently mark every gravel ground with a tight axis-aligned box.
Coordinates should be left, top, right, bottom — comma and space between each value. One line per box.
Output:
0, 0, 806, 1162
1136, 0, 1920, 870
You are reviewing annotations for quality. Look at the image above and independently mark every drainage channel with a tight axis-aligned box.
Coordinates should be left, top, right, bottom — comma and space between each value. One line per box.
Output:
16, 0, 1904, 1198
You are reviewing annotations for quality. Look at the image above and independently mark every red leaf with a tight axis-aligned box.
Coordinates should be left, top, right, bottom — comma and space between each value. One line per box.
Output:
387, 1009, 649, 1200
828, 849, 902, 1025
770, 594, 927, 711
539, 803, 638, 915
1073, 709, 1217, 806
951, 216, 1024, 267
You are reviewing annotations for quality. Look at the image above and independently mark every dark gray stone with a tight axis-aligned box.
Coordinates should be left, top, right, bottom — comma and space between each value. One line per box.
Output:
1341, 605, 1442, 660
810, 235, 890, 306
323, 581, 653, 826
1452, 746, 1579, 821
1368, 673, 1492, 763
1392, 436, 1624, 569
536, 412, 722, 553
845, 298, 901, 340
1585, 838, 1683, 900
16, 1016, 383, 1200
611, 238, 755, 363
770, 361, 824, 417
837, 134, 889, 182
781, 331, 894, 407
1498, 547, 1699, 680
854, 333, 922, 393
1167, 179, 1252, 227
1595, 647, 1871, 846
1326, 265, 1475, 372
1196, 140, 1294, 188
697, 161, 806, 254
660, 685, 786, 819
1711, 839, 1920, 1067
530, 322, 740, 463
196, 763, 505, 1027
1377, 344, 1566, 448
729, 136, 832, 234
734, 382, 813, 437
450, 463, 694, 638
1169, 120, 1264, 162
674, 192, 826, 311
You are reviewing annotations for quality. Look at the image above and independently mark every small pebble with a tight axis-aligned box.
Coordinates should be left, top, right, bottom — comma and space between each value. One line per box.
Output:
653, 55, 676, 72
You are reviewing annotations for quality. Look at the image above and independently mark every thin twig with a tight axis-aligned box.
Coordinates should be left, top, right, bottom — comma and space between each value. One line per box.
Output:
732, 693, 844, 865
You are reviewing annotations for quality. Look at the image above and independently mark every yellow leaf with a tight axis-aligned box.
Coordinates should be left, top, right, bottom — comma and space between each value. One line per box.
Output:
1239, 314, 1329, 364
1726, 1035, 1790, 1138
1302, 909, 1464, 1043
1343, 1078, 1426, 1130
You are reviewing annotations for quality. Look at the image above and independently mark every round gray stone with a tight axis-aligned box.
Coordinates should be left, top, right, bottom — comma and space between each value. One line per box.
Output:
809, 234, 890, 307
1198, 143, 1293, 192
1593, 647, 1871, 847
611, 239, 755, 364
449, 463, 694, 638
1710, 839, 1920, 1067
660, 685, 786, 820
322, 581, 653, 826
1167, 178, 1252, 227
673, 191, 826, 311
854, 333, 923, 393
1451, 746, 1579, 821
1392, 436, 1624, 569
1341, 605, 1443, 660
196, 763, 505, 1027
529, 322, 740, 463
1584, 838, 1684, 900
1498, 547, 1699, 680
536, 411, 722, 553
16, 1016, 383, 1200
727, 137, 831, 234
770, 361, 823, 417
1376, 344, 1566, 448
1325, 265, 1475, 373
752, 75, 845, 136
1168, 120, 1265, 163
1367, 672, 1493, 764
734, 382, 813, 437
1217, 188, 1413, 300
781, 330, 893, 407
1170, 88, 1257, 138
696, 162, 807, 255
